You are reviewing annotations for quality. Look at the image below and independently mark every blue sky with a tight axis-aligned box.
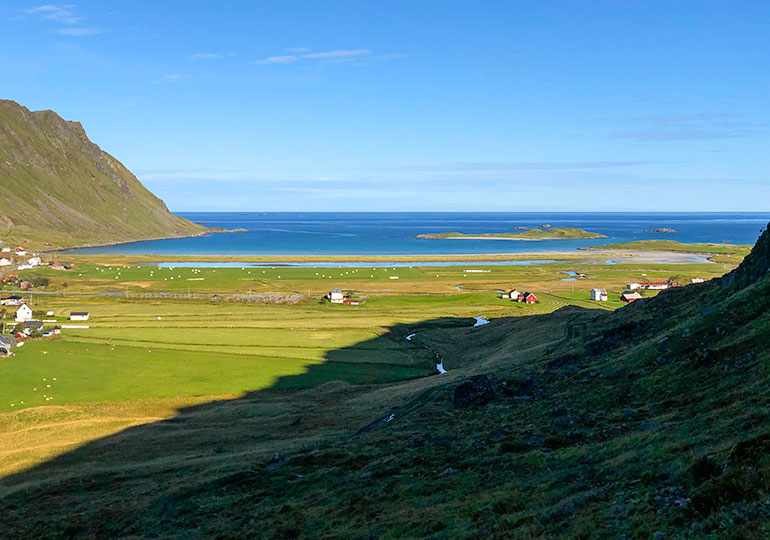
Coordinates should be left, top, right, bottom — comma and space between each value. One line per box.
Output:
1, 1, 769, 211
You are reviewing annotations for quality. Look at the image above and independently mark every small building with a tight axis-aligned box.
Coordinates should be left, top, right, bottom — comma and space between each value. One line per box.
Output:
519, 292, 538, 304
22, 320, 44, 336
690, 278, 705, 284
627, 282, 642, 290
70, 312, 90, 321
1, 247, 11, 253
28, 256, 43, 266
620, 291, 643, 303
0, 335, 14, 357
15, 303, 33, 322
1, 295, 23, 306
328, 288, 345, 304
644, 282, 670, 290
15, 248, 26, 256
501, 289, 520, 300
0, 258, 10, 267
590, 288, 608, 301
19, 281, 31, 290
342, 299, 360, 306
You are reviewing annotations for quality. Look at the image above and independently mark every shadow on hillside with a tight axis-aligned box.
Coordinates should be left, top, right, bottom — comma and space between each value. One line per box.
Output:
0, 316, 477, 499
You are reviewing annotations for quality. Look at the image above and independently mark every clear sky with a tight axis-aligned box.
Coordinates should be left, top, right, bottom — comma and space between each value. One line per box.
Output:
1, 1, 768, 211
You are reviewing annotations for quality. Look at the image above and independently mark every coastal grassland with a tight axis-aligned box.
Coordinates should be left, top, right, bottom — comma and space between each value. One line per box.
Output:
585, 240, 751, 255
8, 256, 733, 298
0, 254, 742, 479
0, 255, 727, 474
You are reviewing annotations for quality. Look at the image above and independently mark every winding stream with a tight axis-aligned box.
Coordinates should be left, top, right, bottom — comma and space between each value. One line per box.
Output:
406, 315, 489, 374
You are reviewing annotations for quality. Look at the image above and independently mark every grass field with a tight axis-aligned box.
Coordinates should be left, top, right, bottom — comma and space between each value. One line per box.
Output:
0, 252, 741, 478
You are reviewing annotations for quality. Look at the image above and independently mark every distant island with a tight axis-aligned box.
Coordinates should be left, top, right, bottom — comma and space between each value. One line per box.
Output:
648, 228, 677, 233
416, 227, 609, 240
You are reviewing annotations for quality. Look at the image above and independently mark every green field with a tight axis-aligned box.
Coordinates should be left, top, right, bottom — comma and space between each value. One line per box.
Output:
0, 252, 739, 477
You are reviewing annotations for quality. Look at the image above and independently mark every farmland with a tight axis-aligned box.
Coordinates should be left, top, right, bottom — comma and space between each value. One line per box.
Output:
0, 250, 740, 478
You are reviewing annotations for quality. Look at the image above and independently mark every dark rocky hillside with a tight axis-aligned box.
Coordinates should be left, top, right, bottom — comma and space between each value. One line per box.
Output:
0, 100, 204, 248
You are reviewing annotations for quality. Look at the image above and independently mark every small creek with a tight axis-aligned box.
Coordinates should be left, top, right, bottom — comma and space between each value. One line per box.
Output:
406, 315, 489, 374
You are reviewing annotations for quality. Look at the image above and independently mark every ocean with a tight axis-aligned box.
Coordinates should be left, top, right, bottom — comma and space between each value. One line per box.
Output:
65, 212, 769, 256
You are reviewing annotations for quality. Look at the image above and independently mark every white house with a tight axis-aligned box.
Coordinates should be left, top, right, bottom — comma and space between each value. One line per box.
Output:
15, 250, 26, 256
70, 312, 90, 321
1, 247, 11, 253
28, 256, 43, 266
690, 278, 705, 284
501, 289, 520, 300
626, 282, 642, 290
0, 258, 11, 266
590, 288, 608, 301
15, 303, 34, 322
328, 288, 345, 304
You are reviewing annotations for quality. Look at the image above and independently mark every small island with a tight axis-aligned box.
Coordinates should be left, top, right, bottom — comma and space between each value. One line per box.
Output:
648, 227, 677, 233
416, 227, 609, 240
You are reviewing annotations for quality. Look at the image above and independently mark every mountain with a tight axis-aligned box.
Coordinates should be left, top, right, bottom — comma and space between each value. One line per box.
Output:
0, 229, 768, 536
0, 100, 205, 248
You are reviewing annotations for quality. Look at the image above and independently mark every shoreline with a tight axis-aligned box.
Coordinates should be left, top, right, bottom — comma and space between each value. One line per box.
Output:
40, 228, 245, 254
56, 249, 722, 265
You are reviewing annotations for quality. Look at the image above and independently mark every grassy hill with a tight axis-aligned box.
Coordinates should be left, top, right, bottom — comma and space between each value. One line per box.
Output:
0, 228, 767, 536
417, 227, 608, 240
0, 100, 205, 249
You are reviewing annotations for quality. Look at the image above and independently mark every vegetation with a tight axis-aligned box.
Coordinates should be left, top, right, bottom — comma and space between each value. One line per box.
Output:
584, 239, 751, 255
0, 100, 205, 250
417, 227, 609, 240
0, 227, 767, 537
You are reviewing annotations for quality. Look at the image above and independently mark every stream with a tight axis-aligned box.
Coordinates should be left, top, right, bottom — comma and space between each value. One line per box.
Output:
406, 315, 489, 374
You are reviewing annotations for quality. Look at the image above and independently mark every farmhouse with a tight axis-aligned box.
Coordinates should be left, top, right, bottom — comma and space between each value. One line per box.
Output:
15, 303, 33, 322
1, 295, 23, 306
519, 292, 538, 304
590, 288, 608, 301
22, 320, 44, 336
28, 256, 43, 266
620, 291, 643, 303
70, 312, 90, 321
0, 258, 10, 267
328, 288, 345, 304
501, 289, 520, 300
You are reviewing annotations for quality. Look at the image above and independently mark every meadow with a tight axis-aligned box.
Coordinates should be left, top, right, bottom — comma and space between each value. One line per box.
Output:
0, 251, 739, 477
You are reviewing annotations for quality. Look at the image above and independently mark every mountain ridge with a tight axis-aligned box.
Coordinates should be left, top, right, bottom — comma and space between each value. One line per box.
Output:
0, 99, 205, 249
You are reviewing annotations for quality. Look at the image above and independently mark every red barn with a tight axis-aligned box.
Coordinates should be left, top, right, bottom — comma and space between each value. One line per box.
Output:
519, 292, 538, 304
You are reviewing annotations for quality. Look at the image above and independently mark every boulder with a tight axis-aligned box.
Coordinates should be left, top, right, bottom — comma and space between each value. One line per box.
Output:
453, 375, 495, 408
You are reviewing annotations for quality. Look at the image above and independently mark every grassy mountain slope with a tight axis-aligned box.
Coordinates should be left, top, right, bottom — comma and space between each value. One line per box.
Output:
0, 227, 769, 537
0, 100, 204, 248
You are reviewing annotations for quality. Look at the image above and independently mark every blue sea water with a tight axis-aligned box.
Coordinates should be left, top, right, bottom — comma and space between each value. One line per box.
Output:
65, 212, 769, 256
